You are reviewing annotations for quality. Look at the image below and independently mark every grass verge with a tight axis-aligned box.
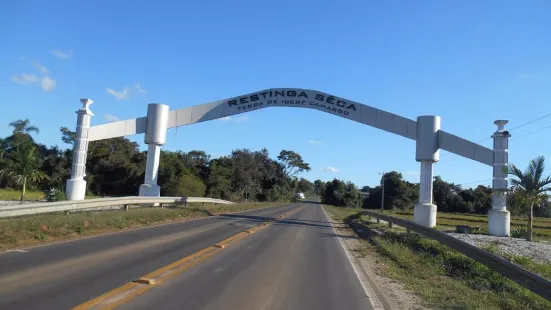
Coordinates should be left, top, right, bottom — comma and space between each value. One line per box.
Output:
0, 188, 45, 201
324, 205, 551, 310
382, 210, 551, 241
0, 188, 98, 201
0, 202, 287, 250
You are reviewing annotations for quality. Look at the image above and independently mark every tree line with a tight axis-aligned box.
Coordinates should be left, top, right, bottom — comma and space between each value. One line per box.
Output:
0, 120, 320, 202
1, 119, 550, 234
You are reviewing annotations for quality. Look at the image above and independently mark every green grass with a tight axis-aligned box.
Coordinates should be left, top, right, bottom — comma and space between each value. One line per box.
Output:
0, 188, 45, 201
0, 188, 98, 201
0, 202, 286, 250
321, 205, 360, 222
324, 206, 551, 310
381, 210, 551, 240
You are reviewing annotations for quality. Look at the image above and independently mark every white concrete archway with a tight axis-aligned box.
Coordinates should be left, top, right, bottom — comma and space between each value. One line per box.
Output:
66, 88, 511, 236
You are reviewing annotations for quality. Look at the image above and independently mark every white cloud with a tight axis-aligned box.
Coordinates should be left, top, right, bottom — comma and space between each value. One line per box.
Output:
104, 114, 121, 122
11, 74, 56, 91
11, 73, 39, 84
218, 115, 249, 122
322, 167, 339, 173
106, 83, 146, 100
19, 57, 49, 75
106, 87, 131, 100
40, 76, 56, 91
308, 139, 324, 145
50, 49, 73, 60
134, 83, 146, 94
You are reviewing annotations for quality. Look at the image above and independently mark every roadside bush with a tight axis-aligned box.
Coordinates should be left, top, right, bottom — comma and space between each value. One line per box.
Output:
44, 188, 66, 202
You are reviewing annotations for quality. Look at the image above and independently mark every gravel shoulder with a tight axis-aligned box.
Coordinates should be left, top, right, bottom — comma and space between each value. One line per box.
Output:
447, 233, 551, 264
324, 207, 431, 310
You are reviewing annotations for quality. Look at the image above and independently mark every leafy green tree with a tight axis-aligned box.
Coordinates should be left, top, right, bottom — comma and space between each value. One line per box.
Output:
86, 138, 144, 196
508, 156, 551, 241
360, 185, 372, 192
206, 157, 234, 200
163, 173, 206, 197
321, 178, 362, 207
297, 178, 314, 196
277, 150, 311, 178
362, 171, 418, 211
0, 137, 7, 159
0, 146, 49, 203
60, 127, 76, 145
231, 149, 264, 201
314, 179, 325, 197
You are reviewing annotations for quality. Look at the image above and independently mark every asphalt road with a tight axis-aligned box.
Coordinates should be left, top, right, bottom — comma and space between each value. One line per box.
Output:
120, 203, 371, 310
0, 202, 372, 310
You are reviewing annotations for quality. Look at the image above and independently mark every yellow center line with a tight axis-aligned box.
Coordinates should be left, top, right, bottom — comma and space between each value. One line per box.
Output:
72, 206, 302, 310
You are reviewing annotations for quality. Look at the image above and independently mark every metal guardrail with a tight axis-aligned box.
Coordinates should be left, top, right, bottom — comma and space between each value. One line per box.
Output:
360, 210, 551, 302
0, 196, 235, 218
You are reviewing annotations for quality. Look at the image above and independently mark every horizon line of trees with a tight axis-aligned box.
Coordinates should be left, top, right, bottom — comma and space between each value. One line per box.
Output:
1, 119, 550, 236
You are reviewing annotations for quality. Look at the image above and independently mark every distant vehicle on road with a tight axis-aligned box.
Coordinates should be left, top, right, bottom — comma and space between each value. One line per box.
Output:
296, 192, 305, 199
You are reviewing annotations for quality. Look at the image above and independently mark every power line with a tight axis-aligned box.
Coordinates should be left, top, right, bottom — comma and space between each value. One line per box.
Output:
456, 178, 493, 187
405, 112, 551, 170
439, 112, 551, 161
511, 123, 551, 141
508, 112, 551, 132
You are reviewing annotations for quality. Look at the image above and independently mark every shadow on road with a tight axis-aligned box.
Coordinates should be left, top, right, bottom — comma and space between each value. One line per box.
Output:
216, 213, 333, 228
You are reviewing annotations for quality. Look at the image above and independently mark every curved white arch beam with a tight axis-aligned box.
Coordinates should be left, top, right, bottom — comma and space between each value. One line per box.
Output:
86, 88, 493, 166
88, 88, 417, 141
167, 88, 418, 140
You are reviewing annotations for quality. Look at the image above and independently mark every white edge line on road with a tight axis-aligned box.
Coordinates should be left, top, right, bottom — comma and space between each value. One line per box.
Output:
321, 206, 385, 310
3, 249, 28, 253
0, 203, 296, 254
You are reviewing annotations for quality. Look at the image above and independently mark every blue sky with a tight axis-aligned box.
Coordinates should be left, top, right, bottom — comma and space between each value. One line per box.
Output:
1, 0, 550, 189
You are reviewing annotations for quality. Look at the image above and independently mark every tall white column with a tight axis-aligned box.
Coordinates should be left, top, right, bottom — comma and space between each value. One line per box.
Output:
139, 104, 169, 197
413, 116, 440, 227
144, 145, 161, 184
488, 120, 511, 236
66, 99, 94, 201
419, 161, 434, 204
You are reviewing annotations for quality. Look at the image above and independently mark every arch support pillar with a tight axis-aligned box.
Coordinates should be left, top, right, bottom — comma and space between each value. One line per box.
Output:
488, 120, 511, 236
139, 103, 169, 197
413, 116, 440, 227
66, 99, 94, 201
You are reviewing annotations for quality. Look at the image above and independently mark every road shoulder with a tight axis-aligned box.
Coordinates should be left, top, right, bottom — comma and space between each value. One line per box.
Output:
322, 206, 431, 310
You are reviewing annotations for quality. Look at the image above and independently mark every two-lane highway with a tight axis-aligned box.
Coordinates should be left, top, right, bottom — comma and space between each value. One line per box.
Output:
0, 203, 373, 310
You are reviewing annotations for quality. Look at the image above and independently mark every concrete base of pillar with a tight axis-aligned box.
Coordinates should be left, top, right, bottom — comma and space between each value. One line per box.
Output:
488, 209, 510, 237
139, 184, 161, 197
66, 179, 86, 201
414, 203, 437, 228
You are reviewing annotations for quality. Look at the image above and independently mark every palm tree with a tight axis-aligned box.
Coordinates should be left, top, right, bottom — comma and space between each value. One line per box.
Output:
508, 156, 551, 241
0, 146, 49, 203
5, 119, 39, 152
9, 119, 39, 135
